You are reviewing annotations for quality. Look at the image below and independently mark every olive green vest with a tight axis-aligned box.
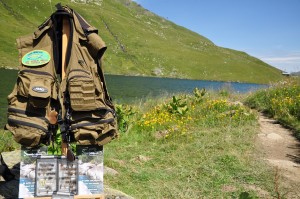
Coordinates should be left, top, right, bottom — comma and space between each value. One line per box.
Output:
5, 4, 118, 147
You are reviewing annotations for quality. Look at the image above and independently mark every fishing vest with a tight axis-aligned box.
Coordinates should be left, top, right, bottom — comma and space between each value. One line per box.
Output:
5, 4, 118, 147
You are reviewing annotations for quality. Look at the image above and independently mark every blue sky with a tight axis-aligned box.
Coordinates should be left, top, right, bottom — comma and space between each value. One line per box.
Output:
133, 0, 300, 73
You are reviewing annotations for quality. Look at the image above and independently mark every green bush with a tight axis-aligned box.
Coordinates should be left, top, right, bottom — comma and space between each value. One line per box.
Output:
137, 88, 256, 138
116, 104, 136, 133
244, 78, 300, 137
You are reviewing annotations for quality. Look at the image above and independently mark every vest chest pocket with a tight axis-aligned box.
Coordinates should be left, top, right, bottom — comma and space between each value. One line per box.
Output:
68, 70, 97, 111
17, 70, 55, 109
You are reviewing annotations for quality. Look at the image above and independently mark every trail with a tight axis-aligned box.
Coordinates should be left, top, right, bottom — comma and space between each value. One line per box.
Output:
257, 113, 300, 198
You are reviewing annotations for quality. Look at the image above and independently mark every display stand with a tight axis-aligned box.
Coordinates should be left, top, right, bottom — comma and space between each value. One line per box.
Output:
18, 16, 104, 199
19, 146, 105, 199
26, 194, 104, 199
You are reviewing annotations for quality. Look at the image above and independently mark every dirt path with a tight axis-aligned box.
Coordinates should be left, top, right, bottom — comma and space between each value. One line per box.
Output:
257, 113, 300, 198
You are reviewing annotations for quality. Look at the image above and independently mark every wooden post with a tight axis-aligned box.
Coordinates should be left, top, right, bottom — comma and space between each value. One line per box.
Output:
61, 16, 70, 156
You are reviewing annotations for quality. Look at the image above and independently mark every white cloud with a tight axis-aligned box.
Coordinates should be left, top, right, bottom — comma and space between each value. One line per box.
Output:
257, 52, 300, 72
261, 56, 300, 63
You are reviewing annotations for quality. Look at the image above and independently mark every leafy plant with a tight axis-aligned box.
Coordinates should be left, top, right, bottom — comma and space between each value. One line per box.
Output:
193, 87, 206, 103
47, 129, 76, 155
47, 129, 63, 155
166, 96, 189, 116
116, 104, 136, 133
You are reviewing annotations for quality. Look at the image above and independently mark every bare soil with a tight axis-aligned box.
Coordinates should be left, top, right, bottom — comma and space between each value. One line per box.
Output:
257, 113, 300, 198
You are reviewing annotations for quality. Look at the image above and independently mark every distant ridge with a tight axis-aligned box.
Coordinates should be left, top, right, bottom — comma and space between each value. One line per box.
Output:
0, 0, 283, 83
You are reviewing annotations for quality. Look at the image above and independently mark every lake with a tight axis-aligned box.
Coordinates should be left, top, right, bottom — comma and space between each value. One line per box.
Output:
106, 74, 267, 103
0, 68, 267, 126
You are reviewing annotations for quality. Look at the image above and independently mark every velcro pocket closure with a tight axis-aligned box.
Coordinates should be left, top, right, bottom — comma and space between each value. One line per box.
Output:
68, 70, 97, 111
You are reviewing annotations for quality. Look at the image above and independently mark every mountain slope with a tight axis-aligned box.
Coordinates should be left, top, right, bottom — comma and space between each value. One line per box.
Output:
0, 0, 283, 83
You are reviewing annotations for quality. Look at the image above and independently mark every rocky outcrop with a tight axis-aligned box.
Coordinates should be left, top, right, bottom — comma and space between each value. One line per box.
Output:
0, 150, 134, 199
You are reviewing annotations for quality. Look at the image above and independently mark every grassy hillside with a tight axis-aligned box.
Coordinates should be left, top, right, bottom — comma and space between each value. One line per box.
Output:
0, 0, 283, 83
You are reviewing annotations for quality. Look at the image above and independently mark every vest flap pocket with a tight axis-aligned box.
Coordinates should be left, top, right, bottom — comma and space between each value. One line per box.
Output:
7, 122, 45, 147
17, 70, 55, 99
29, 78, 51, 108
70, 109, 118, 146
86, 33, 107, 59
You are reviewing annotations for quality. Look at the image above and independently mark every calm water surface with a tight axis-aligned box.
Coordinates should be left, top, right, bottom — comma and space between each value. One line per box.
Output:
107, 74, 267, 102
0, 68, 267, 125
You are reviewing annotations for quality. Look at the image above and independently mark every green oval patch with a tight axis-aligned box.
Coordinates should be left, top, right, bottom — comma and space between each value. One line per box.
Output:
22, 50, 51, 67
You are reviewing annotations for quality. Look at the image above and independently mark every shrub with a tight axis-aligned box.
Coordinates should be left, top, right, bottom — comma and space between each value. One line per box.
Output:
116, 104, 136, 133
138, 88, 256, 138
244, 78, 300, 137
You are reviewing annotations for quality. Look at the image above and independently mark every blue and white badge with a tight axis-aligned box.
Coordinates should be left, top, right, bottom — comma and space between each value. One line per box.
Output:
22, 50, 51, 67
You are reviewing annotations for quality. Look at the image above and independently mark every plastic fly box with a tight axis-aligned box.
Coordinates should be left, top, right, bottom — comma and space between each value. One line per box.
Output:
34, 156, 78, 197
35, 156, 58, 197
57, 156, 78, 194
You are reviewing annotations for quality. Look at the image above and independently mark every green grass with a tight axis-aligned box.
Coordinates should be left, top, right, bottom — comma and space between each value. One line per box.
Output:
104, 126, 274, 198
0, 0, 283, 83
103, 90, 276, 198
1, 86, 295, 197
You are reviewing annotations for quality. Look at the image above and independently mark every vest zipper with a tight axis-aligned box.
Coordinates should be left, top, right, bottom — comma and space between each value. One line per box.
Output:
20, 69, 55, 79
69, 68, 90, 75
70, 108, 115, 122
8, 118, 48, 132
70, 118, 114, 130
68, 75, 91, 82
67, 69, 92, 81
8, 107, 50, 123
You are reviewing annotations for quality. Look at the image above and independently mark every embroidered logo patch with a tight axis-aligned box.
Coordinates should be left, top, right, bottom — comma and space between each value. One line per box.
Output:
22, 50, 51, 67
32, 86, 48, 93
